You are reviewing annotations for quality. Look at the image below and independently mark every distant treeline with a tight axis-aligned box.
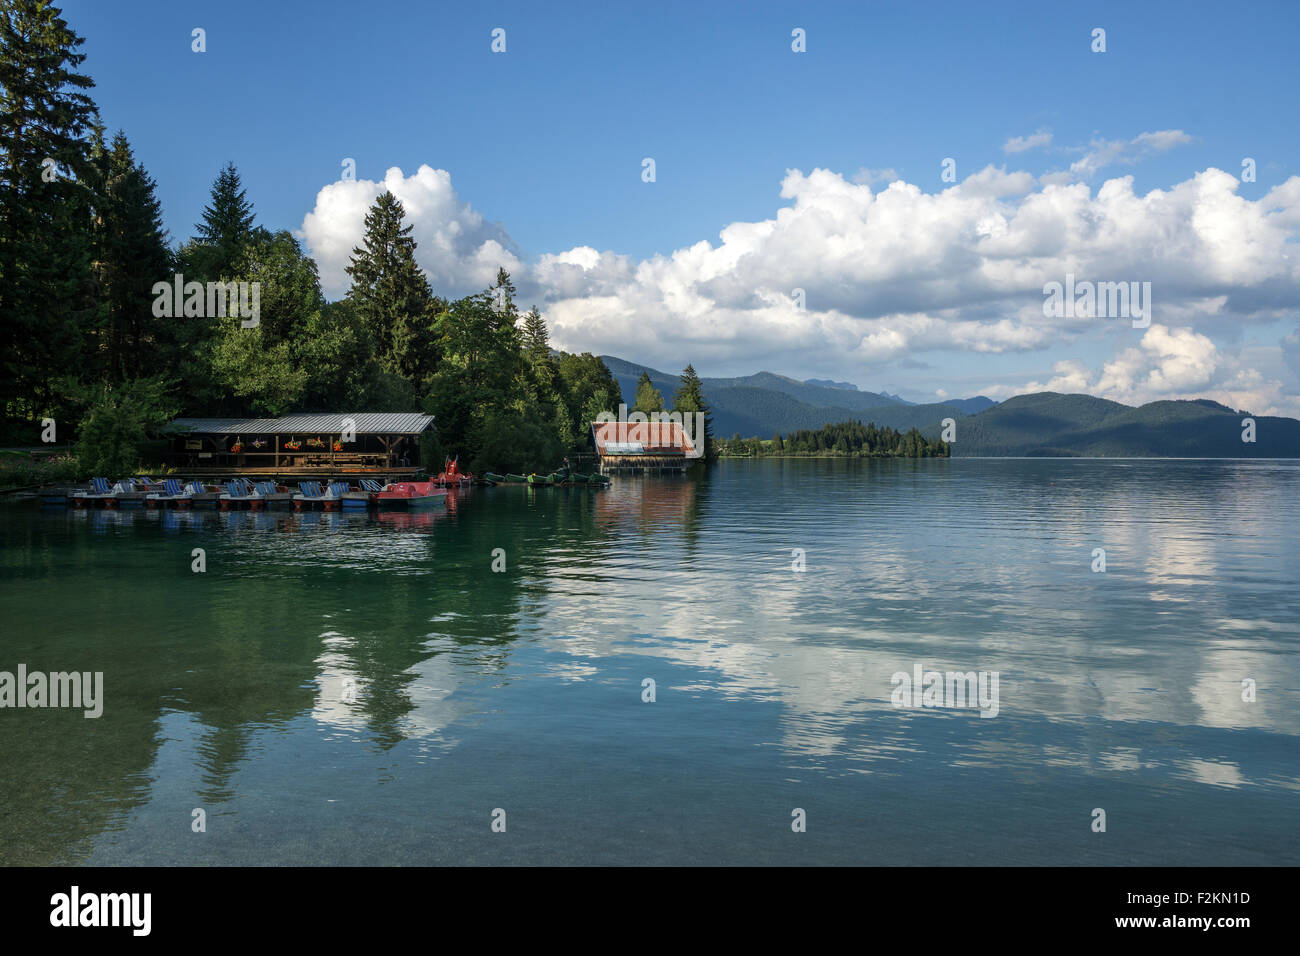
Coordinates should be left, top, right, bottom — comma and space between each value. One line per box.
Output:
717, 421, 949, 458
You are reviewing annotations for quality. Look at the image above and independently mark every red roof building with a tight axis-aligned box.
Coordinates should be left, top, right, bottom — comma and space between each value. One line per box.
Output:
591, 419, 696, 472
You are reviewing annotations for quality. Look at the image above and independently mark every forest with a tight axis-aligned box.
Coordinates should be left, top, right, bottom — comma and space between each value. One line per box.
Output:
716, 421, 950, 458
0, 1, 718, 479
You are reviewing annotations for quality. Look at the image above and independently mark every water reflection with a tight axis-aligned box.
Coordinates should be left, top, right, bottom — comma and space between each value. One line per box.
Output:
2, 459, 1297, 864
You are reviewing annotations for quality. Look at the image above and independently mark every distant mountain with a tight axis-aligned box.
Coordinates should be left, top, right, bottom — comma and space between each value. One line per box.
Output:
944, 396, 997, 415
598, 356, 991, 438
593, 357, 1298, 457
805, 378, 859, 391
944, 393, 1300, 457
878, 391, 915, 405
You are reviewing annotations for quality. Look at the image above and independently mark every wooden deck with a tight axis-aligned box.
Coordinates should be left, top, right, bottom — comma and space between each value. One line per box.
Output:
598, 454, 689, 474
174, 466, 420, 478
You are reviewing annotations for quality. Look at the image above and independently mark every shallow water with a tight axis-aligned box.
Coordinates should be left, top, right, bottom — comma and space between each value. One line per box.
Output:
1, 458, 1297, 865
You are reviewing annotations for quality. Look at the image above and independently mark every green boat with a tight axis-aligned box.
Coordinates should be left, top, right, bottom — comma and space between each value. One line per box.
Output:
483, 472, 505, 484
506, 473, 528, 483
527, 472, 560, 486
574, 473, 609, 484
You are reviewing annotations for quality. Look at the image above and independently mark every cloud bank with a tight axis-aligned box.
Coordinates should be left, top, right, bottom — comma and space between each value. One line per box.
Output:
299, 155, 1300, 416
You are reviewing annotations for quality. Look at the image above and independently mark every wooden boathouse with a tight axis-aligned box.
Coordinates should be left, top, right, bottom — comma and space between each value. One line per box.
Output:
591, 420, 695, 474
163, 412, 434, 477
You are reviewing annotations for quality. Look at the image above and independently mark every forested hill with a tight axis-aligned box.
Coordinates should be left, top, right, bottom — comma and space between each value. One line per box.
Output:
601, 352, 1300, 457
948, 393, 1300, 457
600, 356, 993, 437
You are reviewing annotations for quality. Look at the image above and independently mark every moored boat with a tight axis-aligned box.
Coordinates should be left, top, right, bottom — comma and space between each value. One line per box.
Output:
434, 456, 475, 486
179, 480, 222, 508
335, 481, 372, 509
375, 480, 448, 509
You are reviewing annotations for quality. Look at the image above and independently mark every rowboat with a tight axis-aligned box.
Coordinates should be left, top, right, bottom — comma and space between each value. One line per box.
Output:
526, 472, 561, 486
375, 480, 448, 509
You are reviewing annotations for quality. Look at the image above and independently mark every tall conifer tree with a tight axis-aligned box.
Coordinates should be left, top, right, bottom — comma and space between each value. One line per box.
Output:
193, 161, 255, 279
0, 0, 99, 429
345, 190, 436, 385
92, 130, 171, 382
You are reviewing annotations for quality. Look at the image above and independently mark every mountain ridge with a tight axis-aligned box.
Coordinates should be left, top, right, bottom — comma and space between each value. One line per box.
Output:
595, 356, 1300, 457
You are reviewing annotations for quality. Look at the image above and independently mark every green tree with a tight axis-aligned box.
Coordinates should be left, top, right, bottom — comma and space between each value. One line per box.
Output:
90, 130, 172, 383
196, 228, 325, 417
345, 190, 438, 386
521, 306, 550, 365
424, 287, 524, 459
241, 227, 323, 346
71, 376, 178, 476
557, 352, 621, 428
0, 0, 100, 435
297, 300, 375, 410
671, 363, 713, 460
633, 371, 664, 414
190, 161, 255, 280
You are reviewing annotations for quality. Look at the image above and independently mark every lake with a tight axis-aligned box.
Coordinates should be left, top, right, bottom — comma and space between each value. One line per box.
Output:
1, 458, 1297, 865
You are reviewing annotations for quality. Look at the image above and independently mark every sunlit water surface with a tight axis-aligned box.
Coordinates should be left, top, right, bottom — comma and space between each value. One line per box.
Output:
1, 459, 1297, 865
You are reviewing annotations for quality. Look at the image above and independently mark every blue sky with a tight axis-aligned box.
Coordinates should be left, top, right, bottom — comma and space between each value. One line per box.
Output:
63, 0, 1300, 412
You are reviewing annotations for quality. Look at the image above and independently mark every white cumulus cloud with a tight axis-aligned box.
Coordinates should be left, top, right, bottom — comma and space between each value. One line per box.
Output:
300, 164, 521, 299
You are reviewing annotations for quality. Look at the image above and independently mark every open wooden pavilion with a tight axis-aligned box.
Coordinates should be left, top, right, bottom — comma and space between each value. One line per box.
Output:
163, 412, 434, 477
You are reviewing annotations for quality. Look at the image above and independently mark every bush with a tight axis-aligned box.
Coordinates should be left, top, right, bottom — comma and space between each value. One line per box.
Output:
73, 378, 178, 477
0, 454, 83, 489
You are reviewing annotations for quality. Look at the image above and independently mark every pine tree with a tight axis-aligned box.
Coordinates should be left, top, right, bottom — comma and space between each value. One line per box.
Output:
0, 0, 100, 431
193, 161, 255, 279
521, 306, 550, 363
91, 130, 172, 382
345, 190, 436, 385
633, 371, 664, 414
671, 363, 713, 460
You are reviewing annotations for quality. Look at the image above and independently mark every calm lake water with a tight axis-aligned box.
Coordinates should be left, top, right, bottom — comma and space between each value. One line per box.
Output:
1, 459, 1297, 865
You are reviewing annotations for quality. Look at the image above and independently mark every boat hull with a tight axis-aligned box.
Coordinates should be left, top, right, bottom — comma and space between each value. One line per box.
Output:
375, 481, 447, 509
376, 492, 447, 509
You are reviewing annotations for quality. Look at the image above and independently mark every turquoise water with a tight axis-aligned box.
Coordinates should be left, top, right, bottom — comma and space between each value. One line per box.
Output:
1, 459, 1297, 865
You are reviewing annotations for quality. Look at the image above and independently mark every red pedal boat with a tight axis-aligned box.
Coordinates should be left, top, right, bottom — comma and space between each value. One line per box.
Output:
375, 481, 448, 509
433, 456, 475, 486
